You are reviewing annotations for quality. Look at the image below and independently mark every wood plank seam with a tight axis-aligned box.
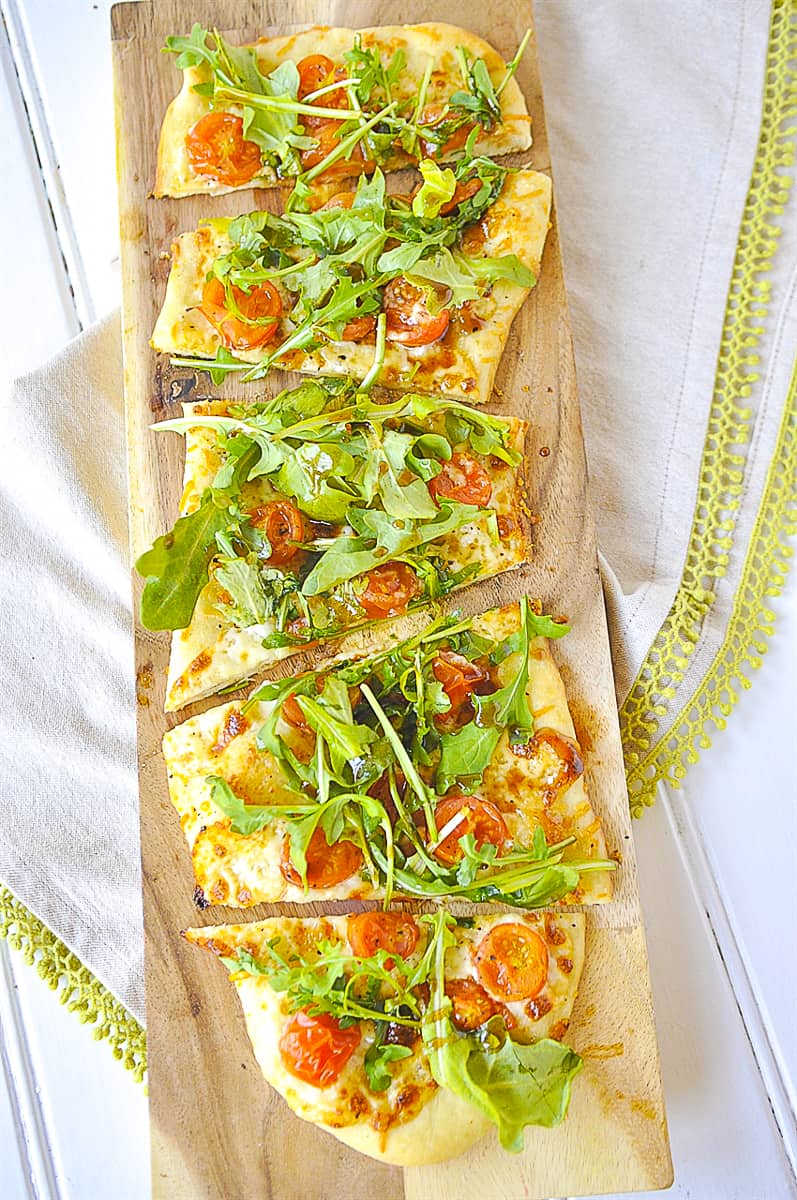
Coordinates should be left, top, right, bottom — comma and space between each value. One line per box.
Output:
0, 0, 94, 328
660, 783, 797, 1187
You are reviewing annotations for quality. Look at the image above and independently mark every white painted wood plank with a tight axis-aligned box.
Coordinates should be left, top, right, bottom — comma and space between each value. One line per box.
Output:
7, 950, 149, 1200
0, 11, 76, 374
4, 0, 119, 321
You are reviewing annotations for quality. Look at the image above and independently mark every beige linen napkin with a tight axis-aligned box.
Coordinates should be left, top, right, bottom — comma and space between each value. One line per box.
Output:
0, 0, 794, 1027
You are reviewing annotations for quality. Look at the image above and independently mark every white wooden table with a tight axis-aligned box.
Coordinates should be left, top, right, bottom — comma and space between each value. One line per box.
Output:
0, 3, 794, 1197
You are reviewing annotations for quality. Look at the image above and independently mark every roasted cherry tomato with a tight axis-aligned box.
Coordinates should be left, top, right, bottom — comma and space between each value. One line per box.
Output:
383, 277, 450, 347
418, 104, 474, 158
297, 54, 339, 100
322, 191, 356, 209
432, 650, 489, 712
445, 977, 500, 1031
432, 794, 509, 866
280, 692, 311, 731
474, 922, 549, 1001
185, 112, 262, 187
428, 452, 492, 507
248, 500, 305, 565
280, 826, 363, 889
341, 314, 377, 341
279, 1008, 361, 1087
359, 562, 420, 618
347, 912, 420, 969
199, 277, 282, 351
438, 178, 482, 215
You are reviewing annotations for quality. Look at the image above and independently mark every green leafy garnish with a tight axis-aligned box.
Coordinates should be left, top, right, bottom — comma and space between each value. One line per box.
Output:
422, 916, 582, 1151
137, 382, 515, 640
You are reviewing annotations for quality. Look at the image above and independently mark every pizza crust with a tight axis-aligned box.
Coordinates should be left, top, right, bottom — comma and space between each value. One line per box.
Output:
155, 23, 532, 198
163, 602, 613, 907
162, 403, 530, 710
151, 170, 552, 406
184, 913, 584, 1165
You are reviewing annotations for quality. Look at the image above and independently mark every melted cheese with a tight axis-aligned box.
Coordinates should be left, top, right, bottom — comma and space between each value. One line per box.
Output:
163, 602, 613, 906
183, 911, 584, 1165
151, 170, 552, 406
164, 401, 530, 710
155, 23, 532, 198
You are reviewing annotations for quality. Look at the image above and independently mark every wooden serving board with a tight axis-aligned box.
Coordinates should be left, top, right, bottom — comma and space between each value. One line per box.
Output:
112, 2, 674, 1196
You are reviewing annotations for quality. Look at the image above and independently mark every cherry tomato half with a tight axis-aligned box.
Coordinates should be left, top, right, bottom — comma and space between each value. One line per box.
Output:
297, 54, 339, 101
199, 277, 282, 351
359, 562, 421, 619
322, 191, 356, 209
340, 314, 377, 342
279, 1008, 361, 1087
445, 977, 500, 1031
186, 112, 262, 188
432, 650, 489, 713
474, 922, 549, 1001
383, 277, 450, 347
428, 452, 492, 507
280, 826, 363, 889
248, 500, 305, 565
347, 912, 420, 969
432, 794, 509, 866
438, 178, 482, 216
280, 692, 311, 731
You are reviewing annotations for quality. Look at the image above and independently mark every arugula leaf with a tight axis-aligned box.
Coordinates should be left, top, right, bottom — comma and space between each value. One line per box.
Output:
436, 722, 503, 794
407, 248, 535, 309
212, 533, 267, 626
364, 1042, 413, 1091
135, 442, 259, 631
136, 498, 230, 631
208, 776, 274, 835
412, 159, 456, 218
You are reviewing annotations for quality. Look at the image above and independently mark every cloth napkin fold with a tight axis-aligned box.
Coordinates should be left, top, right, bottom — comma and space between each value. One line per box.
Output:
1, 0, 794, 1032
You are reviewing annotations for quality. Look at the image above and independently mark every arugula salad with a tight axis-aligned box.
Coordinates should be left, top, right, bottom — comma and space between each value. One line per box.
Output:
163, 158, 537, 383
217, 909, 583, 1148
136, 378, 526, 649
163, 24, 532, 189
207, 600, 615, 906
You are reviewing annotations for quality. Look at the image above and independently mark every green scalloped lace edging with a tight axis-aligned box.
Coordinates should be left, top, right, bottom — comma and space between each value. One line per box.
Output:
0, 885, 147, 1081
621, 0, 797, 816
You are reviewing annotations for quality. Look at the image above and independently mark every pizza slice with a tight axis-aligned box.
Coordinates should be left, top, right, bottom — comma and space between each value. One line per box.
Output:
162, 599, 615, 908
155, 23, 532, 198
184, 909, 585, 1165
151, 161, 551, 404
136, 379, 531, 710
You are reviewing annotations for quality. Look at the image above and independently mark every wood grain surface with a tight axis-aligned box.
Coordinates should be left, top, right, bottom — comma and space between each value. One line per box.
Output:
112, 1, 674, 1196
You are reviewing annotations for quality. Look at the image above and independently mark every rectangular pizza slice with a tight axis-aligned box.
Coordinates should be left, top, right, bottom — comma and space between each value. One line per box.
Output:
151, 163, 551, 404
162, 600, 615, 908
155, 23, 532, 198
184, 909, 585, 1165
136, 379, 531, 710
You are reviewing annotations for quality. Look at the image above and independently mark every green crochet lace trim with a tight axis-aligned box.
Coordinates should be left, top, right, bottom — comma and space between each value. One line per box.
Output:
0, 885, 147, 1081
621, 0, 797, 816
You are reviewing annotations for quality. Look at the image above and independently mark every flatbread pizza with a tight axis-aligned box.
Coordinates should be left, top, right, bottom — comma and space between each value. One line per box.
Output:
184, 909, 585, 1165
162, 600, 615, 908
136, 379, 531, 710
152, 161, 551, 402
156, 23, 532, 198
